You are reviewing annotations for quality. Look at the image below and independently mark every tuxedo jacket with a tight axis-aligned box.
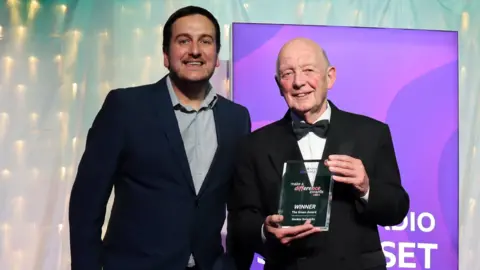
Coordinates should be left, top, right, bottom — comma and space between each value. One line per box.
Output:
68, 76, 251, 270
227, 101, 410, 270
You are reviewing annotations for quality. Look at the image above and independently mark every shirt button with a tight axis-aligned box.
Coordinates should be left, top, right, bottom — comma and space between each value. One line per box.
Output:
195, 199, 200, 208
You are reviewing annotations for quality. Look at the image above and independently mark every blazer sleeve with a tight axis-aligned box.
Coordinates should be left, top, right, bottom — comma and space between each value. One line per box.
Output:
227, 136, 266, 269
68, 90, 126, 270
356, 124, 410, 226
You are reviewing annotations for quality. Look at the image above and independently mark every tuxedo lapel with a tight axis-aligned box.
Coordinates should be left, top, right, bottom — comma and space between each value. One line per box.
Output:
268, 113, 304, 181
322, 101, 355, 159
150, 77, 195, 194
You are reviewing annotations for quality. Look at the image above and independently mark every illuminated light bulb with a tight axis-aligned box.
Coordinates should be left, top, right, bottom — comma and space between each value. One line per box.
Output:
223, 24, 230, 40
2, 223, 10, 232
16, 25, 26, 36
15, 140, 24, 150
0, 25, 3, 40
72, 137, 77, 151
6, 0, 18, 7
156, 24, 163, 35
469, 198, 476, 216
0, 112, 9, 140
2, 169, 11, 178
16, 84, 26, 105
297, 2, 305, 17
461, 12, 469, 31
59, 4, 67, 13
60, 166, 66, 180
3, 56, 14, 82
28, 0, 40, 20
54, 54, 63, 76
134, 28, 142, 36
72, 83, 78, 98
99, 31, 108, 38
58, 224, 64, 233
243, 3, 249, 9
16, 85, 26, 106
100, 81, 111, 97
14, 26, 27, 51
473, 146, 476, 158
145, 1, 151, 20
29, 56, 38, 80
8, 0, 21, 26
13, 249, 24, 270
16, 84, 26, 92
15, 140, 25, 165
223, 78, 230, 91
4, 56, 13, 64
30, 112, 39, 128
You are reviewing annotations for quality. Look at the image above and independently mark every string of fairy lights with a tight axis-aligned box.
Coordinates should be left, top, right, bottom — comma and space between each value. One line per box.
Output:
0, 1, 230, 269
0, 1, 89, 269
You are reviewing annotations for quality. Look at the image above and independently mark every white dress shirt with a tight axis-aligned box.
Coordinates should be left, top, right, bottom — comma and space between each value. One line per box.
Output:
261, 102, 369, 241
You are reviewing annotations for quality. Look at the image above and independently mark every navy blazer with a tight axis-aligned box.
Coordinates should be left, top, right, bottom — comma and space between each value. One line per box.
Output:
69, 76, 251, 270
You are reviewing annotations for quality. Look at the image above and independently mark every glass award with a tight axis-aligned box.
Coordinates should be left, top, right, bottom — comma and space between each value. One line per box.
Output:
277, 160, 334, 230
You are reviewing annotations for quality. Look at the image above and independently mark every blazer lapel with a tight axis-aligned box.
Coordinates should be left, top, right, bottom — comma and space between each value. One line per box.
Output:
151, 77, 196, 194
268, 113, 304, 181
197, 99, 228, 197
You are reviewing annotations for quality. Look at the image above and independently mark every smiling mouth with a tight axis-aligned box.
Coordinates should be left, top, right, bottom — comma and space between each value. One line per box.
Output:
183, 61, 204, 67
293, 92, 312, 98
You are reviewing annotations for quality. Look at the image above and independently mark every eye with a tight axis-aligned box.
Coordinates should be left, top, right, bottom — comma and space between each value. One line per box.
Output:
281, 71, 293, 79
178, 39, 189, 45
201, 39, 213, 44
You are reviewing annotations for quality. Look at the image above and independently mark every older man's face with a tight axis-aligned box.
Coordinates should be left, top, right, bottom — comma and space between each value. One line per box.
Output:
276, 41, 335, 116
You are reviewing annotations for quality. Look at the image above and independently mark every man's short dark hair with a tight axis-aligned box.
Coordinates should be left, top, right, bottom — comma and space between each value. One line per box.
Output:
162, 6, 221, 54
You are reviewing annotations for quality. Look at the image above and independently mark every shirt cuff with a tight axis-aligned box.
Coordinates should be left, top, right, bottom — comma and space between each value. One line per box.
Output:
360, 187, 370, 202
261, 223, 266, 242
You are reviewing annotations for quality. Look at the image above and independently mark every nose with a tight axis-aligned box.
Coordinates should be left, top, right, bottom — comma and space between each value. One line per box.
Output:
189, 43, 201, 58
293, 73, 306, 90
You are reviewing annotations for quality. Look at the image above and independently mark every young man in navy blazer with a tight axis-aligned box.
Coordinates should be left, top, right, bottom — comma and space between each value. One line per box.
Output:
69, 6, 250, 270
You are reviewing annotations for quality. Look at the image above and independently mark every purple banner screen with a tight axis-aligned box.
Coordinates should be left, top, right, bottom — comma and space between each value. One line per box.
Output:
231, 23, 458, 270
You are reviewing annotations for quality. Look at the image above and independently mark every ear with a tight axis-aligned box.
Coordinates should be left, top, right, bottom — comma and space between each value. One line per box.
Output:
326, 66, 336, 89
216, 57, 220, 68
163, 51, 169, 68
275, 75, 284, 96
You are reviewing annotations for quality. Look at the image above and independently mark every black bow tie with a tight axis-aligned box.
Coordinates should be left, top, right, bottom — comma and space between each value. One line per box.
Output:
292, 120, 329, 140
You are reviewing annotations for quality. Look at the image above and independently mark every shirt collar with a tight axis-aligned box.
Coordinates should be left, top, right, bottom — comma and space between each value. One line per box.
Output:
166, 75, 218, 110
290, 100, 332, 124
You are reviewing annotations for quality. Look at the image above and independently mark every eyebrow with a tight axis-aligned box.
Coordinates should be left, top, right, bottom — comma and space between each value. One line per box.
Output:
175, 33, 214, 40
279, 63, 317, 71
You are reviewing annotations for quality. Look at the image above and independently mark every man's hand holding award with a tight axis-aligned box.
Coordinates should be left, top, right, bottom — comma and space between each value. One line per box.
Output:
264, 155, 370, 245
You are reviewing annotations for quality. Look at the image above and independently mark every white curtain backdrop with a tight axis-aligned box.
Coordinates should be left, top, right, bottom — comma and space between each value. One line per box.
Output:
0, 0, 478, 269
